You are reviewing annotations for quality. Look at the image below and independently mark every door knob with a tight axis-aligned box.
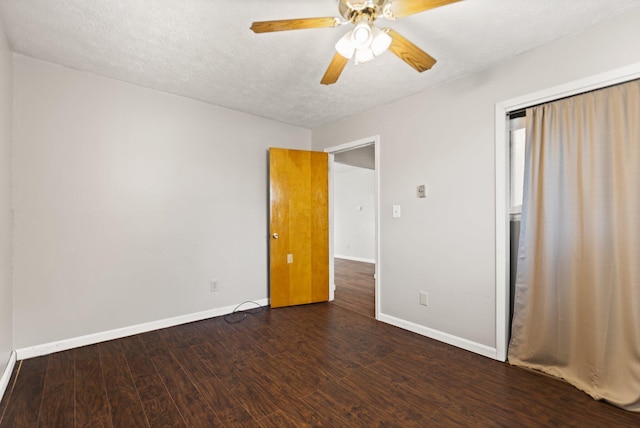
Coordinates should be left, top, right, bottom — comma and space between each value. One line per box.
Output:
273, 233, 279, 239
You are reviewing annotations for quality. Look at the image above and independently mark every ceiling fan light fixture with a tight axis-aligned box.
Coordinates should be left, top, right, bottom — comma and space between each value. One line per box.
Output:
335, 31, 356, 59
352, 22, 372, 46
370, 26, 391, 56
354, 47, 375, 64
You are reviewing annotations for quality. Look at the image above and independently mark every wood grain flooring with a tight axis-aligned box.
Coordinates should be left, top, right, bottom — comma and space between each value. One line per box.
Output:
332, 258, 375, 318
1, 299, 639, 426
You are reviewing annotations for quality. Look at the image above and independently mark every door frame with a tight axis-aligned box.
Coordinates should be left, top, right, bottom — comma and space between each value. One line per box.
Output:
324, 135, 381, 319
494, 63, 640, 362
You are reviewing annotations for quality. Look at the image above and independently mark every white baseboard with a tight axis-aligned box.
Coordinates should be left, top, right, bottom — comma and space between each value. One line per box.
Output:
16, 298, 269, 360
0, 350, 17, 404
335, 255, 376, 264
377, 313, 498, 360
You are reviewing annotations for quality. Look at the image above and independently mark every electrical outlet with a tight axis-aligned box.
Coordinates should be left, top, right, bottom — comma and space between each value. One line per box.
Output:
419, 291, 429, 306
210, 279, 219, 292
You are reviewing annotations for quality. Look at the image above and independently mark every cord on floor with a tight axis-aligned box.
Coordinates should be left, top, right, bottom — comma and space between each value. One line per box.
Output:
223, 301, 264, 323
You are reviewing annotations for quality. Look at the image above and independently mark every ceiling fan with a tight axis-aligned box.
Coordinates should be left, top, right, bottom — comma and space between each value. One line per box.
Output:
250, 0, 460, 85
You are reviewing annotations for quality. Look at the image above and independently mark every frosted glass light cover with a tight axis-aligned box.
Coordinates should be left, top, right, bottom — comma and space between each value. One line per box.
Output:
371, 27, 391, 55
335, 31, 356, 58
353, 25, 371, 44
355, 48, 375, 64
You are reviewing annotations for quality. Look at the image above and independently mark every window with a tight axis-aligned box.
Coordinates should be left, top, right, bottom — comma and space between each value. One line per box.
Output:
510, 116, 526, 218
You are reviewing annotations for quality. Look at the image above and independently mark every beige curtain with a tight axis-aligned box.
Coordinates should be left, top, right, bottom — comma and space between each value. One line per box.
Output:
508, 79, 640, 411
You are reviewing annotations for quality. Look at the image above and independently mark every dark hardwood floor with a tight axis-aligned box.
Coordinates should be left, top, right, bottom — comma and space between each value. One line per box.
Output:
332, 258, 375, 318
2, 302, 639, 426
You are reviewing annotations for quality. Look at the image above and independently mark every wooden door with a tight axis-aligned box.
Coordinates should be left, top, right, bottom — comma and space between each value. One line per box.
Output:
269, 148, 329, 308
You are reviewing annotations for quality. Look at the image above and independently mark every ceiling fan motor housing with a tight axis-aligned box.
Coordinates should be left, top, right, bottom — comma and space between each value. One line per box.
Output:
339, 0, 386, 21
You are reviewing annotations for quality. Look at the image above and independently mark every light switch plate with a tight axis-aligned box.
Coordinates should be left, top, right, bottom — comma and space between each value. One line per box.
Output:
392, 205, 401, 218
417, 185, 426, 198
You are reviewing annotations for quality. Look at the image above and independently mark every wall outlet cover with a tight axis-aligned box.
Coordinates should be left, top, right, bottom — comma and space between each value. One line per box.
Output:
419, 291, 429, 306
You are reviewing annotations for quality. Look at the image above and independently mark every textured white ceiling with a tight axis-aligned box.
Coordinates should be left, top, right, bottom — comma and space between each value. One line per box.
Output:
1, 0, 639, 129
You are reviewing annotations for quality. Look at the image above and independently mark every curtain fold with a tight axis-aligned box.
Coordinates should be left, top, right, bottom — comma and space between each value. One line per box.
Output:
508, 79, 640, 412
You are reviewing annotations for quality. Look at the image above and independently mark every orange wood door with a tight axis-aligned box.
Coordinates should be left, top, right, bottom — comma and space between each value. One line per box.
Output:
269, 148, 329, 308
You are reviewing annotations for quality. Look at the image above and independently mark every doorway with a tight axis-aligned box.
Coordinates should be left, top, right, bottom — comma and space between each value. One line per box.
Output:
324, 136, 380, 319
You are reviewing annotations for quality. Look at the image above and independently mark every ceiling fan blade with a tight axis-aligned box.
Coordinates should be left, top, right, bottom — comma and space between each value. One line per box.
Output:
388, 0, 461, 19
321, 53, 349, 85
384, 28, 436, 72
251, 17, 340, 33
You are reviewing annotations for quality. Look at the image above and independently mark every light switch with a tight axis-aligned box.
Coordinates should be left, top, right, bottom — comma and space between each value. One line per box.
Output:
392, 205, 401, 218
417, 185, 426, 198
287, 254, 293, 264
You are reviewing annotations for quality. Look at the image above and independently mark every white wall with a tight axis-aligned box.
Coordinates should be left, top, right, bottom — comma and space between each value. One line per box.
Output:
13, 56, 311, 349
312, 10, 640, 351
0, 21, 13, 384
334, 166, 375, 262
